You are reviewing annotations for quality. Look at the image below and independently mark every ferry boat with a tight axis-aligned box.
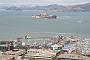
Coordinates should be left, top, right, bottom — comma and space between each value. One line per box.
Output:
32, 12, 57, 19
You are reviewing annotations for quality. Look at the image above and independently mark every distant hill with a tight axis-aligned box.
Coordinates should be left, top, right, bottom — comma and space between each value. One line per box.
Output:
24, 4, 64, 10
64, 3, 90, 12
0, 3, 90, 12
77, 3, 90, 11
47, 3, 90, 12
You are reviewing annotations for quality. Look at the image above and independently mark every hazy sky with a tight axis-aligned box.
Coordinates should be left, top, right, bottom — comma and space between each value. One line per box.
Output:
0, 0, 90, 5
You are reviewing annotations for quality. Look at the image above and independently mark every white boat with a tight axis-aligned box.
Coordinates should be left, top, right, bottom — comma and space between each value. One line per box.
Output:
32, 12, 57, 19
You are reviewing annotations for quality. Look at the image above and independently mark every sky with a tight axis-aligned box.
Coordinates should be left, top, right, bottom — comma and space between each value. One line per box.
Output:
0, 0, 90, 5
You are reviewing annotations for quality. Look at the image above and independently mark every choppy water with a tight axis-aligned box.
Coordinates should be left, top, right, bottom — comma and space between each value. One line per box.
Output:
0, 10, 90, 40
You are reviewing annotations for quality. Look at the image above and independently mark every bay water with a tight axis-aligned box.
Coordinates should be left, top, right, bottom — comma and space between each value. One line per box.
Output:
0, 10, 90, 40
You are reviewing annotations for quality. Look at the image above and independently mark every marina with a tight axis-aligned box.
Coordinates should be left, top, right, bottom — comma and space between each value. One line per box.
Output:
0, 33, 90, 60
